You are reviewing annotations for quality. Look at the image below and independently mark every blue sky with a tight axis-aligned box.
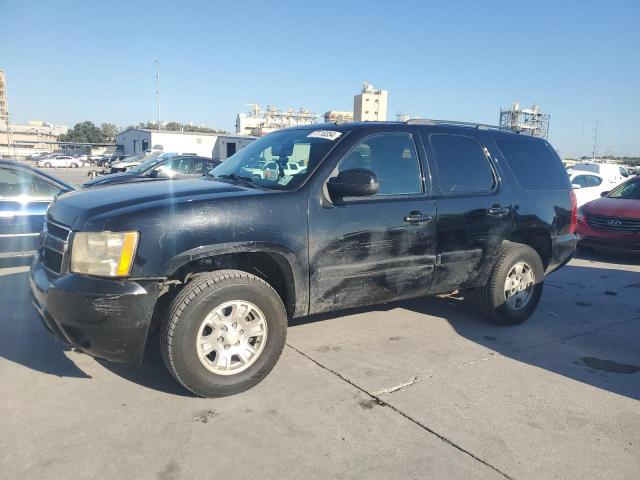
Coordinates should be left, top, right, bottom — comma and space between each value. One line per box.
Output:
1, 0, 638, 157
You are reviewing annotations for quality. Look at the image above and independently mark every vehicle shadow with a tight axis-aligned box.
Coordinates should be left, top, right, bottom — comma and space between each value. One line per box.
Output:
2, 259, 638, 400
0, 267, 190, 396
0, 268, 90, 378
291, 261, 640, 401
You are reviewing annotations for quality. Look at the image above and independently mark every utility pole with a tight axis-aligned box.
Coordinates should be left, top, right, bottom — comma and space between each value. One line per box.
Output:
154, 59, 161, 130
591, 120, 600, 160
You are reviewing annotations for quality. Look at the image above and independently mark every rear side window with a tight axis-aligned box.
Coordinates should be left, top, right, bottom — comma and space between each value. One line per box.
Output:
429, 134, 495, 194
495, 136, 568, 190
586, 175, 602, 187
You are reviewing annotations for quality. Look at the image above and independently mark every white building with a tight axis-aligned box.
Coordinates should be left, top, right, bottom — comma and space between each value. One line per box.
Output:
324, 111, 354, 123
116, 128, 255, 159
353, 82, 388, 122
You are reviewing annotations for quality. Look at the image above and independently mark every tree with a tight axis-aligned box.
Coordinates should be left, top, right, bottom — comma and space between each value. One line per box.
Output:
59, 121, 105, 143
100, 123, 119, 143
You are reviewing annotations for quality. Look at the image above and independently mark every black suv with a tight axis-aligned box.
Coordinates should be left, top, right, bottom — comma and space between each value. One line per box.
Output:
30, 121, 577, 397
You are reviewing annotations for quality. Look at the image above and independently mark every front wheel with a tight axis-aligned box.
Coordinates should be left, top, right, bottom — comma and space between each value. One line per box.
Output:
161, 270, 287, 397
472, 242, 544, 325
44, 162, 52, 168
70, 162, 78, 168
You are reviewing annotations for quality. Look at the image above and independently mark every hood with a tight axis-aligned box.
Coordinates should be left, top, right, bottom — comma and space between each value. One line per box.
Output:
584, 197, 640, 219
111, 160, 140, 169
48, 178, 269, 229
82, 171, 133, 187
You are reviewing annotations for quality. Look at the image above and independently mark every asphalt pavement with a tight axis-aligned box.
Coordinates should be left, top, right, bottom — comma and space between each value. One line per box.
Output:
1, 249, 639, 480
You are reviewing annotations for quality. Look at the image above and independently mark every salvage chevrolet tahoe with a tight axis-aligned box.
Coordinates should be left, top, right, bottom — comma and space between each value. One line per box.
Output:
30, 120, 577, 397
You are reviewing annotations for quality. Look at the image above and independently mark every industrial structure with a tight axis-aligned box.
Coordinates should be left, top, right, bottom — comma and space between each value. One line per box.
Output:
353, 82, 388, 122
236, 105, 318, 136
499, 102, 550, 138
323, 111, 354, 123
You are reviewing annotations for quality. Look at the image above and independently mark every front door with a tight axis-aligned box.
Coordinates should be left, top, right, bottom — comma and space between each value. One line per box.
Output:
417, 129, 514, 293
308, 128, 437, 313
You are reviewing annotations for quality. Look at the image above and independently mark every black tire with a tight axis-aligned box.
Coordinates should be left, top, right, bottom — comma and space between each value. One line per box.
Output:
161, 270, 287, 397
70, 162, 78, 168
473, 242, 544, 325
44, 162, 51, 168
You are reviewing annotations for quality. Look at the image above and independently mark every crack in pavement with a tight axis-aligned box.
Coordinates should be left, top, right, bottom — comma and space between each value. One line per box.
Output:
372, 315, 640, 396
285, 342, 516, 480
285, 316, 640, 480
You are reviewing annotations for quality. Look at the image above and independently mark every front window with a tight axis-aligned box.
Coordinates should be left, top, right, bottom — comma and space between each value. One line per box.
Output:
607, 180, 640, 200
0, 167, 61, 200
209, 128, 342, 190
128, 152, 177, 173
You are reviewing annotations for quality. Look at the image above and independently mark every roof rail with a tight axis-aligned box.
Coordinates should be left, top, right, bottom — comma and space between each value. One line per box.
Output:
405, 118, 512, 132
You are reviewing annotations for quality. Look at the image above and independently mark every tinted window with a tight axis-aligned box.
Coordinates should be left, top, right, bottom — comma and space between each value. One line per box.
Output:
429, 134, 494, 193
608, 179, 640, 199
586, 175, 602, 187
0, 167, 60, 199
495, 136, 568, 190
572, 175, 588, 188
334, 132, 422, 196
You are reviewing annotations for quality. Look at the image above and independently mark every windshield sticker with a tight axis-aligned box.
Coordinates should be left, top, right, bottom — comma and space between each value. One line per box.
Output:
307, 130, 342, 141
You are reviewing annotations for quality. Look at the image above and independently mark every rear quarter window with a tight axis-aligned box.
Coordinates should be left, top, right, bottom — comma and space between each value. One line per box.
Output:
495, 136, 569, 190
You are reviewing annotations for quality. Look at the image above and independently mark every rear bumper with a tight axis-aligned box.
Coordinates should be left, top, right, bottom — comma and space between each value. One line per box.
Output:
546, 233, 577, 274
29, 258, 161, 366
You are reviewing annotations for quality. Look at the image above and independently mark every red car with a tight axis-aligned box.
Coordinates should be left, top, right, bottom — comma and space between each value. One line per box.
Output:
576, 176, 640, 253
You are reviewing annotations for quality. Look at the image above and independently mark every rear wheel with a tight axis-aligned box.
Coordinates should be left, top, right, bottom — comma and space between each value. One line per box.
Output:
161, 270, 287, 397
472, 242, 544, 325
70, 162, 78, 168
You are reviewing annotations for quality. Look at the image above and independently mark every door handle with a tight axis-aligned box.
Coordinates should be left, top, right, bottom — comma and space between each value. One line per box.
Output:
404, 211, 433, 224
487, 207, 509, 217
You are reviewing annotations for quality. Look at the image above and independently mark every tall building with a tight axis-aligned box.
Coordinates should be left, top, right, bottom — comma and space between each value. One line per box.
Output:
353, 82, 388, 122
499, 102, 550, 138
0, 70, 8, 126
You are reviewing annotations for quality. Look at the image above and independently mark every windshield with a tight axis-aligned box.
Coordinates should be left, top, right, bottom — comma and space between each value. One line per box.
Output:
607, 179, 640, 200
128, 152, 176, 173
209, 128, 343, 190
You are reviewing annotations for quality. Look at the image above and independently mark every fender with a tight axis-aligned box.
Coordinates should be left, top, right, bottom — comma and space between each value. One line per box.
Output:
164, 241, 309, 318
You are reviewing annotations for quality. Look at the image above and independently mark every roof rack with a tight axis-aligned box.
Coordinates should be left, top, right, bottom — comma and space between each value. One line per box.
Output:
405, 118, 512, 132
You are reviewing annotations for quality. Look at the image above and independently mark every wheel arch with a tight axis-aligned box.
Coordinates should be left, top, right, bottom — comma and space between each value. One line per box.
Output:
165, 242, 307, 318
506, 228, 552, 269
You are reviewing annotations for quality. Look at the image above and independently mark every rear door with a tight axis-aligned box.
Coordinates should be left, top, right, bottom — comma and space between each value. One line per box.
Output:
418, 128, 514, 293
0, 166, 62, 257
308, 126, 438, 313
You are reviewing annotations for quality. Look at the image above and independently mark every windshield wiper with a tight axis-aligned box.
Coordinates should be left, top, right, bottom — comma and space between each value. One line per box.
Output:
211, 173, 259, 189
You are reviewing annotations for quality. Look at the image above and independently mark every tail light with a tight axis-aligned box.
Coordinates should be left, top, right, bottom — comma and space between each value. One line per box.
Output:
569, 190, 578, 234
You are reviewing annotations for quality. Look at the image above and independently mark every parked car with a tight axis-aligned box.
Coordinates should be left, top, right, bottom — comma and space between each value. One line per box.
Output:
576, 176, 640, 253
107, 151, 168, 173
571, 162, 630, 187
37, 155, 85, 168
30, 120, 576, 397
0, 160, 74, 258
82, 153, 220, 188
568, 171, 608, 207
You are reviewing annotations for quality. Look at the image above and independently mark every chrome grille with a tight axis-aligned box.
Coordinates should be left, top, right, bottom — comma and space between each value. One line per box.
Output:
587, 215, 640, 233
41, 220, 71, 276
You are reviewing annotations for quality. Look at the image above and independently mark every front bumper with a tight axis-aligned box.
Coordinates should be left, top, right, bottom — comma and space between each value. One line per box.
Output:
576, 219, 640, 254
29, 258, 161, 366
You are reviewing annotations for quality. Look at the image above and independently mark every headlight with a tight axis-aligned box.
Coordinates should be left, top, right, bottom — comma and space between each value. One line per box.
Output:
71, 231, 139, 277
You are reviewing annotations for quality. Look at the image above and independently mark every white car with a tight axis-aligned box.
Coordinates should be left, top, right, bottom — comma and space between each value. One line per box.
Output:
571, 162, 630, 187
37, 156, 85, 168
260, 161, 307, 180
568, 171, 608, 207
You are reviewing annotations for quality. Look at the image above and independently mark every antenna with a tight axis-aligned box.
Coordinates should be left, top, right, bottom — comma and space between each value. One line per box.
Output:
154, 59, 161, 130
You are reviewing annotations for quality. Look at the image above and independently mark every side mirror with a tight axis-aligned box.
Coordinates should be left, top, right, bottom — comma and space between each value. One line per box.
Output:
148, 169, 160, 178
327, 168, 379, 200
600, 191, 610, 197
571, 183, 582, 189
